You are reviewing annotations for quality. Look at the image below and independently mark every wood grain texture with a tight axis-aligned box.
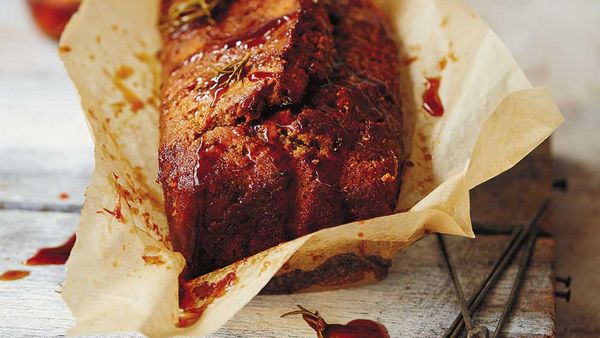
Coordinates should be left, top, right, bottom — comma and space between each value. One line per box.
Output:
0, 149, 91, 213
471, 142, 553, 233
0, 0, 93, 213
0, 210, 79, 337
0, 210, 555, 337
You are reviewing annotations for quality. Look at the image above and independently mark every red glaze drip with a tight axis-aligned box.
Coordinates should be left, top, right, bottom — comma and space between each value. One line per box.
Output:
422, 77, 444, 117
210, 86, 228, 107
27, 0, 80, 40
101, 204, 125, 222
403, 55, 418, 66
177, 272, 238, 328
248, 71, 277, 82
24, 234, 76, 266
283, 306, 390, 338
0, 270, 30, 281
207, 70, 242, 107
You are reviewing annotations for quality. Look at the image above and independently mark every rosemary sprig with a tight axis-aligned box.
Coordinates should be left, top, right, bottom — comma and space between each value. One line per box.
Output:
162, 0, 221, 33
209, 53, 251, 89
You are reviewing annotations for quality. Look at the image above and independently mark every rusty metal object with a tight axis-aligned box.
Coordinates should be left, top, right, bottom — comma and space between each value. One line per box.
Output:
442, 199, 551, 338
438, 234, 490, 338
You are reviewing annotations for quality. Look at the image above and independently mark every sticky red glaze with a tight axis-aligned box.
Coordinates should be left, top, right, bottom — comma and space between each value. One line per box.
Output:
422, 77, 444, 117
177, 272, 238, 328
0, 270, 30, 281
24, 234, 76, 266
27, 0, 80, 40
204, 12, 297, 107
183, 271, 237, 302
208, 73, 235, 107
248, 71, 277, 82
214, 13, 299, 50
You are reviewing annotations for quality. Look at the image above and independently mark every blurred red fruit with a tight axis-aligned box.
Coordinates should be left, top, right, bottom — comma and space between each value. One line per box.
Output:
27, 0, 80, 40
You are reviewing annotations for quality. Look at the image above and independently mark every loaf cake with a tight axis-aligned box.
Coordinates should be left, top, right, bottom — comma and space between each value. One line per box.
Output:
158, 0, 404, 277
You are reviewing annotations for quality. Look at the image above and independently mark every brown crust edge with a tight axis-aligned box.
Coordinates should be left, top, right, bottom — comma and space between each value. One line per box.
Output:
261, 253, 391, 294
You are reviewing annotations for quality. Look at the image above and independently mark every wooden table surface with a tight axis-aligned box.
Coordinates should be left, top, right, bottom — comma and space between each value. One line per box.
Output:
0, 1, 558, 337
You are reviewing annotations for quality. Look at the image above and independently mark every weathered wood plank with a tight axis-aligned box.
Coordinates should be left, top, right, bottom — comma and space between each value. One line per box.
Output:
0, 210, 554, 337
471, 141, 553, 232
0, 149, 91, 213
0, 0, 94, 213
0, 210, 80, 337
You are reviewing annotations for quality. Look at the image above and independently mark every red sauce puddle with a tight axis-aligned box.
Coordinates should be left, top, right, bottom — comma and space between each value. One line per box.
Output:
0, 270, 30, 281
24, 234, 76, 266
422, 76, 444, 117
177, 272, 238, 328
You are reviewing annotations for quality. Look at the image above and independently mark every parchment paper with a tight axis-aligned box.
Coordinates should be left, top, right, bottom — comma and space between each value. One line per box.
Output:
58, 0, 563, 336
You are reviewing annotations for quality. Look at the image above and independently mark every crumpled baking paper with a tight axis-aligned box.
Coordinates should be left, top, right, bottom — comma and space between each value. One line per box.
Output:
58, 0, 563, 336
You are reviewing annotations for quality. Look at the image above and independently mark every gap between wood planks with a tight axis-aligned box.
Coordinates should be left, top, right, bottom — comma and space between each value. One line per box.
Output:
0, 201, 81, 214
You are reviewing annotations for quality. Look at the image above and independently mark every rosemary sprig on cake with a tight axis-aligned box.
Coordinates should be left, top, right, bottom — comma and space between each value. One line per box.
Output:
162, 0, 221, 33
209, 52, 251, 89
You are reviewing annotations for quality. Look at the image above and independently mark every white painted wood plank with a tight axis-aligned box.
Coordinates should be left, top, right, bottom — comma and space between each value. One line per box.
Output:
0, 0, 94, 212
0, 0, 93, 154
0, 149, 91, 212
0, 210, 80, 337
0, 210, 554, 337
